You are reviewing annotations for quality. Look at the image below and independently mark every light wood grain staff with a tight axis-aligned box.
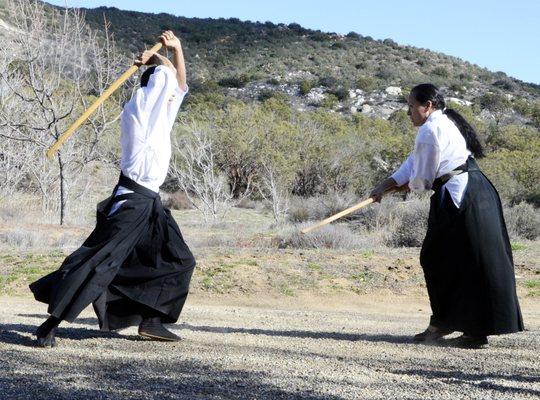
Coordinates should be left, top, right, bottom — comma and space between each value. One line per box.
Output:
46, 42, 163, 159
301, 189, 396, 234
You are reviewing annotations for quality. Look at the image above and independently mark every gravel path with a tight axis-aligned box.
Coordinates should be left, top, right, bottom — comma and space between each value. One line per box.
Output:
1, 296, 539, 399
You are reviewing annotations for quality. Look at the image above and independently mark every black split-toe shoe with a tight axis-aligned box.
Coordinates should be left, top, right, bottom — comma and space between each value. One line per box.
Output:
35, 327, 57, 348
413, 325, 454, 343
450, 334, 489, 349
138, 318, 181, 342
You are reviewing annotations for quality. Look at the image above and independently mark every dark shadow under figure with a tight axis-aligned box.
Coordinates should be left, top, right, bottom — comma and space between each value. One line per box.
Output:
18, 314, 99, 325
20, 313, 415, 344
179, 323, 413, 344
392, 368, 540, 397
0, 323, 142, 347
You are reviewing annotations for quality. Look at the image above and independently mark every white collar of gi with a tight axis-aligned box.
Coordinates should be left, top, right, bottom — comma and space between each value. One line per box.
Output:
426, 109, 443, 123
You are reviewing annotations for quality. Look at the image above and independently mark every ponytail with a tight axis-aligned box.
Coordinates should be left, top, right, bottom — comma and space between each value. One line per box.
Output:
411, 83, 485, 158
443, 108, 484, 158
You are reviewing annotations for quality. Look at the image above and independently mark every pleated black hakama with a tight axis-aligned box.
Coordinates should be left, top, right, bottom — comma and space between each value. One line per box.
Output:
420, 157, 524, 336
30, 174, 196, 331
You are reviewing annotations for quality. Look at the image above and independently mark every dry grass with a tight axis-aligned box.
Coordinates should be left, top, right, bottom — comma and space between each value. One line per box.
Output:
505, 202, 540, 240
383, 198, 429, 247
277, 224, 367, 250
0, 192, 538, 299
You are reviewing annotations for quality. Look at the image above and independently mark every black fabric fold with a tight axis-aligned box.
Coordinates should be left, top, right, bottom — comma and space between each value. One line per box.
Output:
420, 157, 524, 336
30, 173, 196, 331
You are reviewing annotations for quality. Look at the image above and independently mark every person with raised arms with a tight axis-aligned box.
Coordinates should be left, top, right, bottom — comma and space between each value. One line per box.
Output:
30, 31, 196, 347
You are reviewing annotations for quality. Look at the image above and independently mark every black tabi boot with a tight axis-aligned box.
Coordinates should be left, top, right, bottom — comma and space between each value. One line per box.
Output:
35, 316, 61, 348
138, 317, 181, 342
413, 325, 454, 342
451, 334, 489, 349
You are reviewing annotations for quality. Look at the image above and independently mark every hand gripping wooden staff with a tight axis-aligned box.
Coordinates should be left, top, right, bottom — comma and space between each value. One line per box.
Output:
300, 189, 396, 234
46, 42, 163, 158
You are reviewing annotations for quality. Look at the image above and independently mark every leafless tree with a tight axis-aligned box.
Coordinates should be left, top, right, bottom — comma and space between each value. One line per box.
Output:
170, 124, 237, 224
0, 0, 128, 223
258, 163, 290, 223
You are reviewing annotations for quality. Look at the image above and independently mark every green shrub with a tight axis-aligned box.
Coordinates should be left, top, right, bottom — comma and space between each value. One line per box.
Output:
532, 101, 540, 128
480, 149, 540, 205
477, 93, 511, 113
449, 83, 466, 94
354, 62, 367, 70
493, 79, 516, 91
258, 89, 277, 101
320, 94, 339, 108
376, 66, 399, 80
432, 66, 449, 78
356, 75, 376, 91
330, 42, 347, 50
346, 32, 362, 40
218, 74, 251, 88
310, 31, 329, 42
329, 86, 349, 101
318, 76, 339, 88
299, 80, 313, 96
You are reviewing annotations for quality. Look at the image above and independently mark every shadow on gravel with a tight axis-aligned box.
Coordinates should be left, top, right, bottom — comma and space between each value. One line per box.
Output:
179, 323, 412, 344
0, 345, 345, 400
393, 369, 540, 397
18, 314, 414, 344
18, 314, 99, 325
0, 323, 141, 347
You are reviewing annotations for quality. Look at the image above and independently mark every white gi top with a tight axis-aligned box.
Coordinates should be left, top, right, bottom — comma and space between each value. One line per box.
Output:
119, 65, 187, 193
391, 110, 471, 207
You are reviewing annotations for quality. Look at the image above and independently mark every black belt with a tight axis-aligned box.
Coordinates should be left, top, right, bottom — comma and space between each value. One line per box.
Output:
432, 162, 468, 192
116, 172, 159, 199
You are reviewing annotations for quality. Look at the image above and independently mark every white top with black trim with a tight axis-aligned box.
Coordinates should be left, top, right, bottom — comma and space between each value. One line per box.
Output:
391, 110, 471, 207
120, 65, 187, 193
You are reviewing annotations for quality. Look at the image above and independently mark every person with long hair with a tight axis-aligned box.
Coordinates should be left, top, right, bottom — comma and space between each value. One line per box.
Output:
370, 83, 524, 348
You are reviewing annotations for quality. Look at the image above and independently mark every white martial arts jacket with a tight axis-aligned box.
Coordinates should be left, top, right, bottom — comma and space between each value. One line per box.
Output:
391, 110, 471, 207
119, 65, 187, 193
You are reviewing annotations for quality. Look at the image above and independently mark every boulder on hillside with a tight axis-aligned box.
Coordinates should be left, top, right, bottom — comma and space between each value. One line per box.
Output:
447, 97, 472, 106
306, 87, 326, 105
385, 86, 402, 96
361, 104, 373, 114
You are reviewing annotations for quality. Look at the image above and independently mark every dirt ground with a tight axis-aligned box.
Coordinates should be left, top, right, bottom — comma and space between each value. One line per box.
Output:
1, 206, 539, 399
1, 294, 539, 400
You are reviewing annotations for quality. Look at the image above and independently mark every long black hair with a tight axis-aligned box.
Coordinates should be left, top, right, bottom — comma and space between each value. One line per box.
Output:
410, 83, 484, 158
140, 66, 157, 88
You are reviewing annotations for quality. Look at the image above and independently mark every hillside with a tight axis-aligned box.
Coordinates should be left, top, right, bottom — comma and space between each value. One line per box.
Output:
80, 7, 537, 89
57, 5, 537, 126
0, 1, 538, 223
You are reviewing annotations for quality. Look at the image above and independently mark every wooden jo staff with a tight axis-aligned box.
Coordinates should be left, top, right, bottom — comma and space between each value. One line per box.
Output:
301, 189, 396, 234
46, 42, 163, 159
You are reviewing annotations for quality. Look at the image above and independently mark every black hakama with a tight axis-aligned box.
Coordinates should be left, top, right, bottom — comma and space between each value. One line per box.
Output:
420, 157, 524, 336
30, 174, 196, 331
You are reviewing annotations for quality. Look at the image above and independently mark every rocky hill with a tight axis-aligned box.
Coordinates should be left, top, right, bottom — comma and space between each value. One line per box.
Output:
73, 5, 539, 125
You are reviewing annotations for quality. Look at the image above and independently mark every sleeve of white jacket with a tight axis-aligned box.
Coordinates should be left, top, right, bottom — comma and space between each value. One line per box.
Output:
391, 154, 414, 186
127, 66, 179, 132
408, 124, 441, 192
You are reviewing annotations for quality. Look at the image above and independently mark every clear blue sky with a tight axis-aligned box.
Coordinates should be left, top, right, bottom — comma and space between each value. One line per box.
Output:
47, 0, 540, 84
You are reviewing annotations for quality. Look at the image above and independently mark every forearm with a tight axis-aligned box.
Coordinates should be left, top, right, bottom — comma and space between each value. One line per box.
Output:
171, 45, 187, 91
152, 53, 175, 71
